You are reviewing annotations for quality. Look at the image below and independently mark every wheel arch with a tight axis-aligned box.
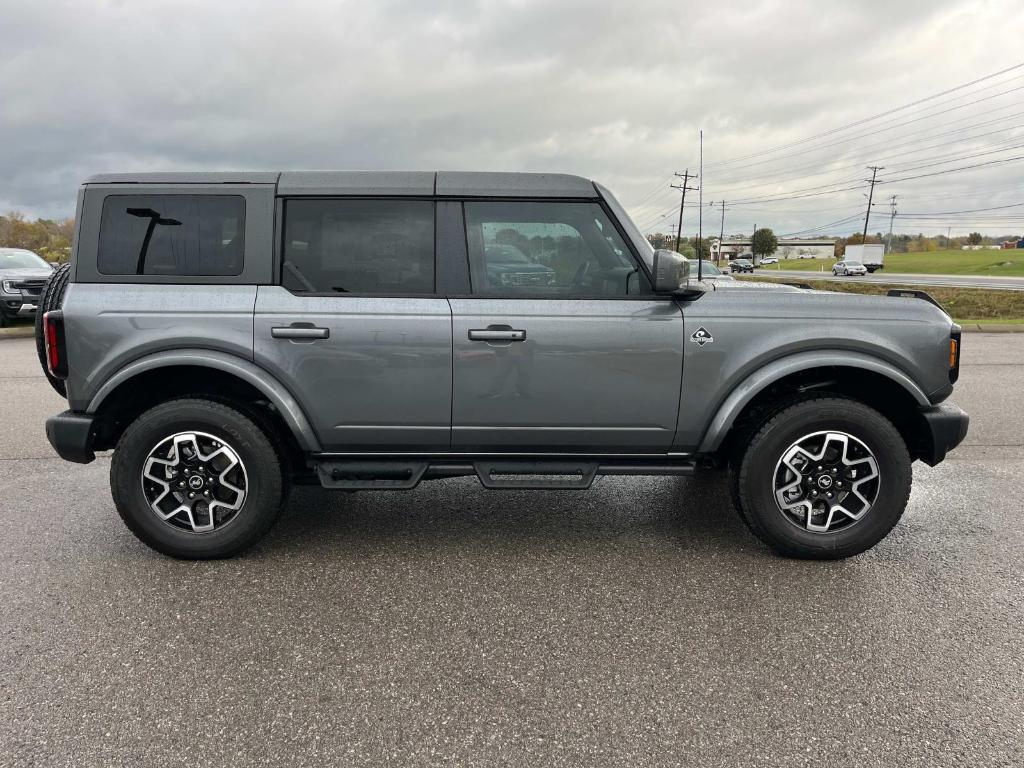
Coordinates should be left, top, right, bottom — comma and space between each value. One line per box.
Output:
86, 349, 321, 453
698, 351, 930, 455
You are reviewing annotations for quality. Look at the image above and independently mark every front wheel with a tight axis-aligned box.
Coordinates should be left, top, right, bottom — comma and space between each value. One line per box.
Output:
732, 397, 911, 559
111, 398, 285, 559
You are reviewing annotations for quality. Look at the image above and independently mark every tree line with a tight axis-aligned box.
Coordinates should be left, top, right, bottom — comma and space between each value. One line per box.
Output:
0, 212, 74, 262
647, 228, 779, 260
648, 226, 1022, 259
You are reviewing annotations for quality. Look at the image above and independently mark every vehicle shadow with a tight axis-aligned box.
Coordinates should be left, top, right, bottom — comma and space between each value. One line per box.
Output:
257, 470, 767, 559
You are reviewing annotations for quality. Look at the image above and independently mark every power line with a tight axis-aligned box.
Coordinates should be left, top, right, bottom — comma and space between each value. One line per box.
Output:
702, 62, 1024, 170
880, 153, 1024, 184
704, 111, 1024, 196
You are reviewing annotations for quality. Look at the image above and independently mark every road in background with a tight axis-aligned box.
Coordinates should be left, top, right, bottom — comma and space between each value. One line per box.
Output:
762, 268, 1024, 291
1, 335, 1022, 766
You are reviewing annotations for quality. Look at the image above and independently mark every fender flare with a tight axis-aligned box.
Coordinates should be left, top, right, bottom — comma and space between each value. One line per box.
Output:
696, 350, 929, 453
86, 349, 321, 452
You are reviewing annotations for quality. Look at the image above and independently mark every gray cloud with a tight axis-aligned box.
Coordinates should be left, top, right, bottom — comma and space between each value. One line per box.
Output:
1, 0, 1022, 235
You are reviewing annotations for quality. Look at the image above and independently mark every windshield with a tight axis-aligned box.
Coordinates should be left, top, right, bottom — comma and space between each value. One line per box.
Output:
845, 260, 863, 266
0, 248, 49, 270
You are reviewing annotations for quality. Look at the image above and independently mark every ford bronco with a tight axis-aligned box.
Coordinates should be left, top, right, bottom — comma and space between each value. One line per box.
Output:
40, 171, 968, 559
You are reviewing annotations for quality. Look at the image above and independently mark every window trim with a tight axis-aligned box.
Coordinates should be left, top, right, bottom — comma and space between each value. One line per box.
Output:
271, 194, 656, 300
96, 193, 247, 278
277, 196, 440, 298
75, 184, 275, 286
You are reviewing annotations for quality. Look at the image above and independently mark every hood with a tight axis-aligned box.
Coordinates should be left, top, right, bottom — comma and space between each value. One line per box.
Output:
703, 279, 804, 292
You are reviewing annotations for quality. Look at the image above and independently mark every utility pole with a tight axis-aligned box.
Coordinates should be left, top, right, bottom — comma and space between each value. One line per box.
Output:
697, 129, 704, 281
710, 200, 727, 265
671, 169, 698, 253
862, 165, 883, 243
885, 194, 897, 254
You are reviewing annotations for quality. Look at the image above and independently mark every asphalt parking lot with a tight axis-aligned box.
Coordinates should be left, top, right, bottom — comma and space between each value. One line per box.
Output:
1, 334, 1021, 767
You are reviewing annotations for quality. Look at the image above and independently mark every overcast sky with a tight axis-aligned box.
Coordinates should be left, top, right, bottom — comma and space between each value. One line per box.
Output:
2, 0, 1023, 236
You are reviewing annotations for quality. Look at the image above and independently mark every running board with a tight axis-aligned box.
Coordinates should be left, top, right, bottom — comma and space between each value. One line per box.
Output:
314, 458, 695, 491
317, 461, 428, 489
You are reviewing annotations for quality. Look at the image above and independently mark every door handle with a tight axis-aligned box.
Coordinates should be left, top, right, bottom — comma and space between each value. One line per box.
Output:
271, 325, 330, 340
469, 328, 526, 342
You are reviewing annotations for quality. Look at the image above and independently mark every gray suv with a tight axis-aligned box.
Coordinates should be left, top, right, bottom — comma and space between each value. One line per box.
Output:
0, 248, 54, 325
41, 172, 968, 560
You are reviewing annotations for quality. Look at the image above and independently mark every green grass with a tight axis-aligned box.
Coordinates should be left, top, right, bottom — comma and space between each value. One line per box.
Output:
738, 275, 1024, 321
766, 249, 1024, 276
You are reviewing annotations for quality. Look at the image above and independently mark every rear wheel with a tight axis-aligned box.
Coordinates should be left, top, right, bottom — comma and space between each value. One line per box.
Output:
111, 398, 285, 559
733, 397, 911, 559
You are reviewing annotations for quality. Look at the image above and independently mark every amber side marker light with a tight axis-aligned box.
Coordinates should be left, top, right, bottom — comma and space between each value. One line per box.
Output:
948, 325, 962, 383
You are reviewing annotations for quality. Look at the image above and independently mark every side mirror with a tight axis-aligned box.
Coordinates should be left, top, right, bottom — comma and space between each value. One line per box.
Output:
652, 249, 690, 293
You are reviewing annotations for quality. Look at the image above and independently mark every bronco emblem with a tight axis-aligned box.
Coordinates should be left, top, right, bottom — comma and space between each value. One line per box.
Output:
690, 326, 714, 346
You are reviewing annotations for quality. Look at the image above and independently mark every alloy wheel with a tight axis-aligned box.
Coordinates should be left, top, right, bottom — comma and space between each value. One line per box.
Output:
141, 431, 248, 533
773, 430, 880, 533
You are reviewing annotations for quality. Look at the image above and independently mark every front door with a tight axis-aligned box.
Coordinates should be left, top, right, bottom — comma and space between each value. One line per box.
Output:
253, 198, 451, 451
449, 200, 684, 452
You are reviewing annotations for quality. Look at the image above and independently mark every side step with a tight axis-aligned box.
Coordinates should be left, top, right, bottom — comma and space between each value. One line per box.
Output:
317, 461, 428, 489
475, 461, 598, 490
314, 457, 695, 491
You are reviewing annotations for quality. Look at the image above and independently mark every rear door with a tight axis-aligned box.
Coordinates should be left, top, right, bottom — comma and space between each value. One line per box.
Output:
448, 200, 684, 453
253, 198, 452, 451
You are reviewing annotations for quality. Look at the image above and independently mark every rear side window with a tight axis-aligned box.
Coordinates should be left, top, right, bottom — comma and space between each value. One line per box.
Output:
281, 199, 434, 294
98, 195, 245, 276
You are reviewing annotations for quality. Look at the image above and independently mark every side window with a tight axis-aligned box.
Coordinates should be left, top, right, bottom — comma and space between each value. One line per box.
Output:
282, 199, 434, 294
464, 201, 647, 296
98, 195, 245, 276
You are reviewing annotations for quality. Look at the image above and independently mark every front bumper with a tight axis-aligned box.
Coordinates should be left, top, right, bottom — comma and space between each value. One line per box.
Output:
919, 403, 969, 466
45, 410, 97, 464
2, 297, 38, 317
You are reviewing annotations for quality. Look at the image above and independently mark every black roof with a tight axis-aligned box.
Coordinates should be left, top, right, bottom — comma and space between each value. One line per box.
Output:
83, 171, 599, 198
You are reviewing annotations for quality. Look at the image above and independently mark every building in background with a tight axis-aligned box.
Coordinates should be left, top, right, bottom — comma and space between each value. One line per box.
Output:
716, 238, 835, 260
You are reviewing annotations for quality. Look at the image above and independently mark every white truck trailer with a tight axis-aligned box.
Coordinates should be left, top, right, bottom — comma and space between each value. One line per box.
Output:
843, 244, 884, 272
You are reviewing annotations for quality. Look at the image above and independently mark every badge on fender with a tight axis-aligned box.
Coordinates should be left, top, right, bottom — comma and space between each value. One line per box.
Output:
690, 326, 714, 346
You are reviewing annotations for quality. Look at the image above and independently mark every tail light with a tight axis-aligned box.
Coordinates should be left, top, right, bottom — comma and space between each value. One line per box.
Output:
43, 310, 68, 379
948, 324, 961, 383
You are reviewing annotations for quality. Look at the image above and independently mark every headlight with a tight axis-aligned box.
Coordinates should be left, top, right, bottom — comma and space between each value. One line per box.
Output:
2, 280, 21, 294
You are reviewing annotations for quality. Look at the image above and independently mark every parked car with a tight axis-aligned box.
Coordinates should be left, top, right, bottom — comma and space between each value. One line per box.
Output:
730, 258, 754, 273
687, 260, 734, 281
42, 171, 967, 561
759, 257, 779, 265
833, 260, 869, 276
0, 248, 55, 326
483, 243, 557, 288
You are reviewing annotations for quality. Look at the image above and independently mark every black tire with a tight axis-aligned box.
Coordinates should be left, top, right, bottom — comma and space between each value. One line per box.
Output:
735, 396, 911, 559
34, 262, 72, 397
111, 398, 285, 559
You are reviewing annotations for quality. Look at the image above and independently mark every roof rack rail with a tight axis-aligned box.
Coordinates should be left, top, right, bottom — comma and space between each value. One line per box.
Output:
886, 288, 946, 312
